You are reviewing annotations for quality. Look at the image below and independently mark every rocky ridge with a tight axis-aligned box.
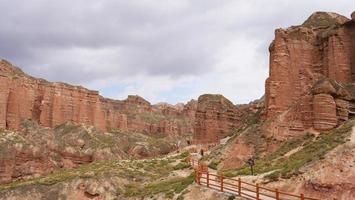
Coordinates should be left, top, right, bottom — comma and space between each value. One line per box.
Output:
0, 60, 256, 145
0, 59, 197, 137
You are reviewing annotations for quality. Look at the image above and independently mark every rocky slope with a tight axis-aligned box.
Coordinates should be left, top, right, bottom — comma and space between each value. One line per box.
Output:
0, 152, 239, 200
270, 124, 355, 199
0, 120, 191, 185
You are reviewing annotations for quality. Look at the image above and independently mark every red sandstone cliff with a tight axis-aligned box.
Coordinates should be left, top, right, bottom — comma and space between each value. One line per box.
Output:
0, 60, 195, 136
193, 94, 260, 144
1, 60, 253, 145
193, 94, 238, 143
0, 59, 114, 131
264, 12, 355, 137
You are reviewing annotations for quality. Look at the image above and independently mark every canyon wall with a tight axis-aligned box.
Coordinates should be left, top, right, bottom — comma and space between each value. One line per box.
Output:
193, 94, 238, 144
193, 94, 261, 144
0, 59, 246, 144
264, 12, 355, 136
0, 59, 195, 135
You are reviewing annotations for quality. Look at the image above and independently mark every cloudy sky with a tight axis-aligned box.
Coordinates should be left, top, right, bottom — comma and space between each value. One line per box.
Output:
0, 1, 353, 104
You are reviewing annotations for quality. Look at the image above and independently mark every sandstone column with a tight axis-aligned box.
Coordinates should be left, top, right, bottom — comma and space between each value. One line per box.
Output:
313, 94, 337, 130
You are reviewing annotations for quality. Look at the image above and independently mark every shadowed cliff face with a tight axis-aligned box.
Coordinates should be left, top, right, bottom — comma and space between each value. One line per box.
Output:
264, 12, 355, 137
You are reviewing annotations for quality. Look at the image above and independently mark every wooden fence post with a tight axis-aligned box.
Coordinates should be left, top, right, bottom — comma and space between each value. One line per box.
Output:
300, 193, 304, 200
275, 189, 279, 200
195, 170, 198, 183
198, 171, 201, 185
207, 172, 210, 188
238, 178, 241, 196
220, 176, 224, 192
256, 183, 260, 200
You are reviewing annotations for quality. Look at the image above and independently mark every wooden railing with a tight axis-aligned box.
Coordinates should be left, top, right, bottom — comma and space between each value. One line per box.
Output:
196, 170, 323, 200
187, 155, 337, 200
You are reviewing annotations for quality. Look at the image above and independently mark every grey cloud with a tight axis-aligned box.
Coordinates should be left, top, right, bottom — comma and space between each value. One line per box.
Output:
0, 0, 353, 103
0, 0, 229, 83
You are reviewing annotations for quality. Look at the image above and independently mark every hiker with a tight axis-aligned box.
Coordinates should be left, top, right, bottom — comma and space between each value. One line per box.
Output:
200, 149, 204, 156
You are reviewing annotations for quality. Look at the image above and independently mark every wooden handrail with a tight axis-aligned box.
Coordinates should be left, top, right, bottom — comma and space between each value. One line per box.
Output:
238, 178, 241, 196
220, 176, 224, 192
275, 189, 279, 200
207, 173, 210, 188
187, 156, 327, 200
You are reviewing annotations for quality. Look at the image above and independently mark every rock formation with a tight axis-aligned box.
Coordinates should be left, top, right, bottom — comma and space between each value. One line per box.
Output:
193, 94, 238, 144
264, 12, 355, 136
1, 60, 250, 145
0, 59, 195, 136
193, 93, 264, 144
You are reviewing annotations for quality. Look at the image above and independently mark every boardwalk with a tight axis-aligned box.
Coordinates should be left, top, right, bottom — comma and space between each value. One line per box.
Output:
188, 154, 332, 200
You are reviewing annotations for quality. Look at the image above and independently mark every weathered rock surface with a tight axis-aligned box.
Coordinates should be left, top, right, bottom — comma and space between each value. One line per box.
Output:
264, 11, 355, 135
313, 94, 337, 130
0, 60, 254, 146
0, 60, 195, 137
193, 94, 264, 144
193, 94, 239, 144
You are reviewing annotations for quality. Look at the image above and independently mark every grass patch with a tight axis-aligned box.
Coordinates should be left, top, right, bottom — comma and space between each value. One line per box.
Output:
173, 161, 190, 170
0, 155, 183, 192
124, 172, 195, 199
208, 160, 220, 170
173, 152, 189, 160
223, 121, 353, 179
0, 161, 119, 191
264, 171, 280, 181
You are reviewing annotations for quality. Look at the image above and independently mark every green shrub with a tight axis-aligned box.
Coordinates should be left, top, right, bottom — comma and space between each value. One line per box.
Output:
172, 152, 189, 160
173, 162, 190, 170
264, 171, 280, 182
208, 160, 220, 170
228, 195, 236, 200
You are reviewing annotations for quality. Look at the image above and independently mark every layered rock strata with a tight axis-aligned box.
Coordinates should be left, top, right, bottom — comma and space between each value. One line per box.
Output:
0, 60, 254, 145
264, 12, 355, 134
193, 94, 253, 144
0, 60, 195, 136
194, 94, 238, 143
